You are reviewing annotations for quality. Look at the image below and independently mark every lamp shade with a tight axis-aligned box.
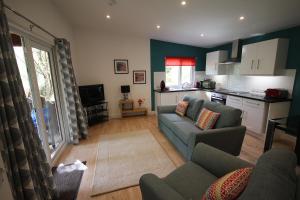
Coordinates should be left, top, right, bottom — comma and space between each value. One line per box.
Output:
121, 85, 130, 93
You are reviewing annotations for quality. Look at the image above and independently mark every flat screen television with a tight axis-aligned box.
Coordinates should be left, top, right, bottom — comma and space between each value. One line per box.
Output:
79, 84, 105, 106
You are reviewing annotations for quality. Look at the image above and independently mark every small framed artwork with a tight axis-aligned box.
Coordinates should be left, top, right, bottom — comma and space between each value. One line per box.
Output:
114, 59, 129, 74
133, 70, 146, 84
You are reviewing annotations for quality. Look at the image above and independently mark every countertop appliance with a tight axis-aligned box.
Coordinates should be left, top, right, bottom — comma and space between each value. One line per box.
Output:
201, 80, 216, 89
265, 89, 289, 99
211, 92, 227, 105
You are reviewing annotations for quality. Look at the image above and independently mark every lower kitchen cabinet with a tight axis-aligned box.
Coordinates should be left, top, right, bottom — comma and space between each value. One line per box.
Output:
199, 91, 212, 101
226, 95, 290, 134
160, 92, 177, 105
242, 99, 268, 134
155, 90, 212, 109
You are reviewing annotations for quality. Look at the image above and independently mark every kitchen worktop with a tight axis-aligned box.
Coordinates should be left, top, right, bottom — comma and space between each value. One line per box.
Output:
154, 88, 214, 93
154, 88, 292, 103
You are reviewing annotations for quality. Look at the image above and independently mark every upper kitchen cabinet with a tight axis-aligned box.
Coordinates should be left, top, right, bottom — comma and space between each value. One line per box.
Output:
205, 50, 228, 75
240, 38, 289, 75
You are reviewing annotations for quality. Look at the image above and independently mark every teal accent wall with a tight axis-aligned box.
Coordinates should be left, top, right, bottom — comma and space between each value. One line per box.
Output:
207, 26, 300, 116
150, 39, 207, 110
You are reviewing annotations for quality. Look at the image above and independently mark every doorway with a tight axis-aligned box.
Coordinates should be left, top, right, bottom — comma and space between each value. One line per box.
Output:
12, 32, 65, 163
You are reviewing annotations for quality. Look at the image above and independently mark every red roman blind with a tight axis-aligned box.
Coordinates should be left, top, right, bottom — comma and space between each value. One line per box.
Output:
165, 57, 196, 66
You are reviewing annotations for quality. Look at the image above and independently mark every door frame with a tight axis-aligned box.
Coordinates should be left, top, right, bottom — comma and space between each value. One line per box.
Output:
10, 26, 67, 165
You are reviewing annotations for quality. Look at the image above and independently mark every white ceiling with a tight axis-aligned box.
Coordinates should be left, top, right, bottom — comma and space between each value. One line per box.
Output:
51, 0, 300, 47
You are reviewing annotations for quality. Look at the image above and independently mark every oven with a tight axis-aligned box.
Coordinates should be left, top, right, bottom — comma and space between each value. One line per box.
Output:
211, 93, 227, 105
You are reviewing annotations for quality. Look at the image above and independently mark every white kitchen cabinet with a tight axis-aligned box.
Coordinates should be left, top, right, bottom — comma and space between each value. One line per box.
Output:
155, 90, 211, 110
177, 91, 197, 102
240, 44, 257, 75
199, 91, 212, 101
226, 96, 268, 134
242, 99, 268, 134
205, 51, 228, 75
240, 38, 289, 75
226, 96, 243, 110
160, 93, 178, 105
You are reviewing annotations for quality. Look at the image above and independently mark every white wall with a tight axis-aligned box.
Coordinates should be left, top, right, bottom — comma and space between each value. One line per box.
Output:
73, 28, 151, 118
4, 0, 78, 71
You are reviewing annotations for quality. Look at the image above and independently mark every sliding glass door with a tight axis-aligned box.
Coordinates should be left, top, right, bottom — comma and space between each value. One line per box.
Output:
12, 32, 65, 162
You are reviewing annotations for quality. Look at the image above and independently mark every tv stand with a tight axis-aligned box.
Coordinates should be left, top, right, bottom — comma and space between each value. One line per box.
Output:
84, 101, 108, 125
119, 99, 147, 117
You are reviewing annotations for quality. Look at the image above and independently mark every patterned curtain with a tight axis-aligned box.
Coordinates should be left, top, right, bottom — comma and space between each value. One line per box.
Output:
55, 39, 88, 144
0, 1, 55, 200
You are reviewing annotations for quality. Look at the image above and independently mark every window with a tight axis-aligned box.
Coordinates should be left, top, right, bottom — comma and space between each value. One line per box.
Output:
165, 57, 196, 88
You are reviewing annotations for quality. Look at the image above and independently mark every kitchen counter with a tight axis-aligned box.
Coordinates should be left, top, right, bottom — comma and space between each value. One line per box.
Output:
154, 88, 292, 103
213, 90, 292, 103
154, 88, 214, 93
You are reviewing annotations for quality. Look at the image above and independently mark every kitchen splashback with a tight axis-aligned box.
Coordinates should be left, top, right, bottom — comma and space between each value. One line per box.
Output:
202, 69, 296, 96
154, 69, 296, 97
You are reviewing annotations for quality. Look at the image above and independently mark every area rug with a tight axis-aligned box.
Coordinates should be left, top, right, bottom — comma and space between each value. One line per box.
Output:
91, 129, 176, 196
52, 161, 87, 200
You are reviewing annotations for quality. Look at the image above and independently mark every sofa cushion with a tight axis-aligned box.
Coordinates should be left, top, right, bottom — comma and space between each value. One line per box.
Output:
183, 96, 204, 121
169, 121, 202, 145
175, 100, 189, 116
164, 162, 217, 200
195, 108, 221, 130
238, 148, 297, 200
202, 101, 242, 128
202, 167, 253, 200
159, 113, 187, 124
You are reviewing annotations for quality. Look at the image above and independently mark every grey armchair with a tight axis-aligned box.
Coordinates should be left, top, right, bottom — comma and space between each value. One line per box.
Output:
140, 143, 298, 200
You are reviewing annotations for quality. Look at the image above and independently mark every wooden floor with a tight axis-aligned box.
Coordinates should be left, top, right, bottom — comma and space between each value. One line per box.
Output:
55, 115, 293, 200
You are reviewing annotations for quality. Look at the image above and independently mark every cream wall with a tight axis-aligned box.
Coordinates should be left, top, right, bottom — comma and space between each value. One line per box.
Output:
73, 28, 151, 118
4, 0, 78, 71
3, 0, 152, 118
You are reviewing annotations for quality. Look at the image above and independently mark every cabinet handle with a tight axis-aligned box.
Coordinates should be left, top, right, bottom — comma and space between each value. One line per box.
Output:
245, 100, 260, 106
251, 60, 254, 70
257, 59, 260, 69
229, 98, 242, 102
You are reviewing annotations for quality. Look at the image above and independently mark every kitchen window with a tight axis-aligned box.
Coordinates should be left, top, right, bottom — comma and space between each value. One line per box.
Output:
165, 57, 196, 88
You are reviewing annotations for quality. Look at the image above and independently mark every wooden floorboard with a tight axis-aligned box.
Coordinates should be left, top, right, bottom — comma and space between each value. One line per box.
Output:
55, 115, 292, 200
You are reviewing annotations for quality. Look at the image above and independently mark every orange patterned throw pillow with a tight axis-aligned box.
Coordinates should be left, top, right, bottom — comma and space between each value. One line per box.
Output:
175, 101, 189, 116
195, 108, 220, 130
202, 168, 253, 200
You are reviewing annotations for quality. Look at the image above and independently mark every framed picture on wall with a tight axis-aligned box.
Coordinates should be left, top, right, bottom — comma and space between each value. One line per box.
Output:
114, 59, 129, 74
133, 70, 146, 84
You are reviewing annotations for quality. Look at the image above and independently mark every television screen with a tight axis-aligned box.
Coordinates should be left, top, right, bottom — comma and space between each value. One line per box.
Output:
79, 84, 105, 106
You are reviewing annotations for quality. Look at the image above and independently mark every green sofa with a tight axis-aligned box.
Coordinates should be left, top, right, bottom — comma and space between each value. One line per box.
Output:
157, 96, 246, 160
140, 143, 299, 200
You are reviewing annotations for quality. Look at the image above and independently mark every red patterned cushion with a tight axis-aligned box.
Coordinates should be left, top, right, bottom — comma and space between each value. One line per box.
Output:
175, 101, 189, 116
202, 167, 253, 200
195, 108, 220, 130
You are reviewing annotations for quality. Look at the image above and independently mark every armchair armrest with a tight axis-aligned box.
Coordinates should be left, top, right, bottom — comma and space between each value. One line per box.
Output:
157, 105, 177, 114
191, 143, 253, 178
140, 174, 185, 200
191, 126, 246, 157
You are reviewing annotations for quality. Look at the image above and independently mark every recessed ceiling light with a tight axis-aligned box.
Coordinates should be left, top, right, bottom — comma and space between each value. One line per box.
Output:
239, 16, 245, 20
200, 33, 204, 37
106, 15, 111, 19
156, 25, 161, 29
181, 1, 187, 6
